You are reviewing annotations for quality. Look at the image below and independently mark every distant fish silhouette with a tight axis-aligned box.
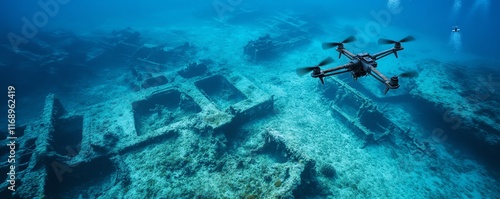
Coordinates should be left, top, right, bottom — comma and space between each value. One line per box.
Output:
399, 70, 419, 78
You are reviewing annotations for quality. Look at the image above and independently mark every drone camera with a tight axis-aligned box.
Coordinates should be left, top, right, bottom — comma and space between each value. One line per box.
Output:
352, 70, 367, 79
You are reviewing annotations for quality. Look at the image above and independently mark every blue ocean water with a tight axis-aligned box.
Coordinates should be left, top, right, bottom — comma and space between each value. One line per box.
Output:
0, 0, 499, 198
1, 0, 498, 57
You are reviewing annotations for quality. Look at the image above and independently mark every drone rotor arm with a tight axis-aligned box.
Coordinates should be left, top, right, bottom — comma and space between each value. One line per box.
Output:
337, 48, 357, 60
322, 62, 354, 74
344, 50, 357, 60
311, 63, 353, 84
369, 67, 400, 94
323, 69, 353, 77
372, 48, 403, 60
368, 68, 389, 84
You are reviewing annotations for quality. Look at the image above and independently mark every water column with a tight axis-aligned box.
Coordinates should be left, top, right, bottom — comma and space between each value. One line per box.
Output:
452, 0, 462, 16
449, 0, 463, 53
448, 32, 462, 53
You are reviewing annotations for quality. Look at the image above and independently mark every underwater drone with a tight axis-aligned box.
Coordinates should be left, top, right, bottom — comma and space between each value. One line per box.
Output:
296, 35, 418, 94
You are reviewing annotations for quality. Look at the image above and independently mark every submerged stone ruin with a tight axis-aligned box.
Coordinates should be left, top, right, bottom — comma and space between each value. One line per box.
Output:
0, 67, 321, 198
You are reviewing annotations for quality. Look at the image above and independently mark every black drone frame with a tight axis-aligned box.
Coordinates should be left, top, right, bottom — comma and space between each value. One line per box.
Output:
297, 35, 416, 94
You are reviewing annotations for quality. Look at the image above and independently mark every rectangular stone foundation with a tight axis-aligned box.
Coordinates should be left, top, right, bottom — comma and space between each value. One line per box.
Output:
7, 71, 274, 198
195, 75, 248, 110
133, 89, 201, 136
324, 78, 396, 144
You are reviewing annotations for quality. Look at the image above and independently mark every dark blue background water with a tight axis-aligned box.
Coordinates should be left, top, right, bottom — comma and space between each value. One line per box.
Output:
1, 0, 498, 58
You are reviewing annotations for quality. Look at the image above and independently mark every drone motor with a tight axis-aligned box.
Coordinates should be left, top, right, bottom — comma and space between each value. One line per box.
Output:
389, 76, 399, 88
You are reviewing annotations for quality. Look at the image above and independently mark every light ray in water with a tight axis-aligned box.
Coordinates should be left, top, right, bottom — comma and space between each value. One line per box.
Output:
387, 0, 401, 11
449, 32, 462, 53
452, 0, 462, 15
469, 0, 490, 17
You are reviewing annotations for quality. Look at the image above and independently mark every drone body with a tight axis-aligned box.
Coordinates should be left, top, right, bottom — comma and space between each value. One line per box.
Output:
297, 36, 416, 94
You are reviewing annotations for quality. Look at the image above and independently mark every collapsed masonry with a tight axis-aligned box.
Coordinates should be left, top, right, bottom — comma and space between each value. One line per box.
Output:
0, 70, 318, 198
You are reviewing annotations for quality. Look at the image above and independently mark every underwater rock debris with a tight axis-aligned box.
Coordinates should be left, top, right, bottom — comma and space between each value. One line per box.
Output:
141, 75, 168, 89
178, 59, 212, 78
244, 11, 314, 62
0, 69, 285, 198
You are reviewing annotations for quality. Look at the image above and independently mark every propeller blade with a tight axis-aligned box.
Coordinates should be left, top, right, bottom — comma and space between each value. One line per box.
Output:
322, 42, 339, 50
322, 36, 356, 50
296, 57, 333, 76
399, 70, 419, 78
296, 66, 317, 76
378, 38, 397, 44
379, 36, 416, 45
342, 36, 357, 44
318, 57, 334, 67
399, 35, 416, 43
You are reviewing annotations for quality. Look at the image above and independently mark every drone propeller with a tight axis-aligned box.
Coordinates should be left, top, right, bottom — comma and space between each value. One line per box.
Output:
378, 36, 415, 58
295, 57, 334, 76
322, 36, 356, 50
399, 70, 419, 78
378, 35, 416, 45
